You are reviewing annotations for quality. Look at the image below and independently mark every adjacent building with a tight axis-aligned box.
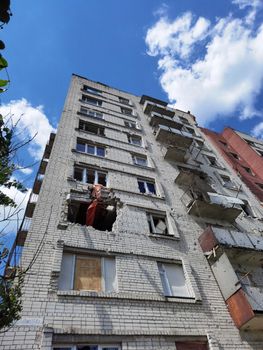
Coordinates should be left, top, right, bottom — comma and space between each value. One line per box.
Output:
1, 75, 263, 349
202, 127, 263, 203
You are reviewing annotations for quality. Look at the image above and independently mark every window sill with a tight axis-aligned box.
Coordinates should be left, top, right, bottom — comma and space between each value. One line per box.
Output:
56, 290, 199, 303
148, 233, 179, 241
72, 149, 105, 158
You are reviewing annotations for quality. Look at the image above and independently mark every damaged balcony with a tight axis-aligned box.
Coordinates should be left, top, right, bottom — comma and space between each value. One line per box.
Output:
149, 112, 183, 130
176, 168, 243, 222
199, 226, 263, 330
142, 101, 175, 118
16, 217, 32, 246
164, 145, 191, 163
155, 125, 194, 148
67, 185, 118, 231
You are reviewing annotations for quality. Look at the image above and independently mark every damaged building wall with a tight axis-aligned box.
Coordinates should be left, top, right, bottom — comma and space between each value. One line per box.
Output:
2, 75, 263, 349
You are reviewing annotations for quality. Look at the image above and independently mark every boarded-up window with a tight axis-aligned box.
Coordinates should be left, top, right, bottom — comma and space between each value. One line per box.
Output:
58, 253, 117, 293
74, 256, 102, 291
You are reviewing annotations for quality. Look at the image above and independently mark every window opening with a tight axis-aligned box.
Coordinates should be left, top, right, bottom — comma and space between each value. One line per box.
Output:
124, 120, 137, 129
133, 155, 147, 166
76, 140, 105, 157
74, 167, 107, 187
137, 179, 156, 195
83, 85, 102, 95
128, 134, 142, 146
147, 213, 168, 235
157, 262, 190, 297
58, 253, 117, 293
82, 95, 102, 107
121, 107, 132, 115
79, 120, 105, 136
80, 107, 103, 119
68, 185, 117, 231
119, 96, 130, 105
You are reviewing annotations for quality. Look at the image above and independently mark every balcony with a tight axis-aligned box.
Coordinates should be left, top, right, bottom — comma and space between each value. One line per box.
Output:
149, 112, 183, 130
155, 125, 194, 148
39, 158, 48, 175
24, 193, 38, 218
32, 174, 44, 194
16, 217, 32, 246
164, 146, 189, 163
199, 225, 263, 329
143, 101, 175, 117
182, 191, 243, 222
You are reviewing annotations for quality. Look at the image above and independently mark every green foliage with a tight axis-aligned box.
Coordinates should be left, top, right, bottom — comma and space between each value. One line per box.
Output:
0, 271, 24, 329
0, 56, 8, 70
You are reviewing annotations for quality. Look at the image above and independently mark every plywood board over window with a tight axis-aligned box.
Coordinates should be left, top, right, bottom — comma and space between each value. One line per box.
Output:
74, 256, 102, 291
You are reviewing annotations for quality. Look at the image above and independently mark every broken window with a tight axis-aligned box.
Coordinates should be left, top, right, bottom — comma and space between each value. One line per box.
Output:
157, 262, 191, 297
67, 187, 117, 231
83, 85, 102, 95
219, 174, 238, 190
82, 95, 102, 106
79, 120, 105, 136
121, 106, 132, 115
206, 155, 220, 167
74, 167, 107, 186
242, 166, 254, 175
119, 96, 130, 105
54, 345, 120, 350
132, 155, 147, 166
240, 200, 256, 217
124, 120, 137, 129
76, 140, 105, 157
80, 107, 103, 119
58, 252, 117, 293
147, 213, 168, 235
230, 152, 239, 160
128, 134, 142, 146
137, 179, 156, 195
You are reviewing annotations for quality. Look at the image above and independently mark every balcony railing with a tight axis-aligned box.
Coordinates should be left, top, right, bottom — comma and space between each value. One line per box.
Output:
149, 112, 183, 130
16, 217, 32, 246
182, 191, 243, 222
143, 100, 175, 117
155, 125, 194, 148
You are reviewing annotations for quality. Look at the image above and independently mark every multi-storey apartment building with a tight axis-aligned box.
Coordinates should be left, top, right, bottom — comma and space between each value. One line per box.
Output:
1, 75, 263, 349
202, 127, 263, 203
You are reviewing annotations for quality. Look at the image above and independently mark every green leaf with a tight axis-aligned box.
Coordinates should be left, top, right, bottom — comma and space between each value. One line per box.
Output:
0, 56, 8, 69
0, 79, 9, 87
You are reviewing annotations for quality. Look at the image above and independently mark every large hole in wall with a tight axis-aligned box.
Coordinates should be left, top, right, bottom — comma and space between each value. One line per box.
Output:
68, 200, 117, 231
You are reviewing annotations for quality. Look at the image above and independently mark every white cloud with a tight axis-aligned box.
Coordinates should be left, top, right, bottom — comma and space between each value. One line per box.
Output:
0, 98, 56, 160
0, 184, 31, 241
252, 121, 263, 139
18, 167, 34, 175
145, 2, 263, 126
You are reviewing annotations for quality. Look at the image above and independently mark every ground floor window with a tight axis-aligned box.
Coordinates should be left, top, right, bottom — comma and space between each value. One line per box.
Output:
54, 345, 120, 350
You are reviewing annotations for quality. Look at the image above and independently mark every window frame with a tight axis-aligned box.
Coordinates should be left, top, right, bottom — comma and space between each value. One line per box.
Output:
120, 106, 133, 115
53, 344, 121, 350
128, 134, 142, 146
147, 212, 168, 235
76, 141, 106, 157
79, 120, 105, 136
157, 261, 191, 298
80, 106, 104, 119
83, 85, 102, 95
58, 253, 118, 293
74, 167, 108, 187
137, 179, 156, 195
124, 120, 137, 129
82, 95, 102, 107
132, 154, 147, 167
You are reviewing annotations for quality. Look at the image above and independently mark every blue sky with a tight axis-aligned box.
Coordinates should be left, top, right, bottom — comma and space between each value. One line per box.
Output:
1, 0, 263, 250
